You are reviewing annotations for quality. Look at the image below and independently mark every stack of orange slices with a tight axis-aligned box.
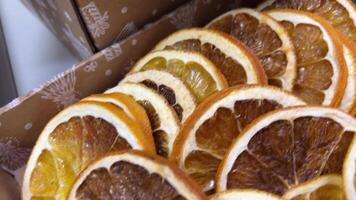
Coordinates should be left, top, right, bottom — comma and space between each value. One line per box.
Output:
21, 1, 356, 200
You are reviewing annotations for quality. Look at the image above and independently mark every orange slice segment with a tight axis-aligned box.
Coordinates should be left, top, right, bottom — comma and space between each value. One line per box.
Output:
22, 101, 155, 200
217, 106, 356, 195
266, 9, 347, 106
171, 85, 305, 192
106, 83, 180, 158
210, 189, 281, 200
258, 0, 356, 43
283, 175, 346, 200
153, 28, 267, 86
83, 93, 152, 137
121, 70, 197, 122
206, 8, 297, 90
130, 50, 228, 103
67, 150, 208, 200
343, 134, 356, 200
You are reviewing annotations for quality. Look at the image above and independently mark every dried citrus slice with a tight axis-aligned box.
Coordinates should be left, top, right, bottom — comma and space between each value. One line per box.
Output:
121, 70, 197, 122
210, 189, 281, 200
171, 85, 305, 192
338, 34, 356, 115
258, 0, 356, 43
206, 8, 297, 90
266, 9, 348, 106
153, 28, 267, 86
217, 106, 356, 195
22, 101, 155, 200
343, 134, 356, 200
106, 83, 180, 158
130, 50, 228, 102
67, 150, 207, 200
84, 93, 152, 137
283, 175, 345, 200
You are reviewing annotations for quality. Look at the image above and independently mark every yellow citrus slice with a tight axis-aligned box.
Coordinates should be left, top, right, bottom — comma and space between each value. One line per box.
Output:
343, 134, 356, 200
129, 50, 228, 102
22, 101, 155, 200
210, 189, 281, 200
153, 28, 267, 86
258, 0, 356, 43
206, 8, 297, 90
266, 9, 348, 106
121, 70, 197, 122
106, 83, 180, 158
283, 175, 346, 200
83, 93, 152, 137
67, 150, 208, 200
171, 85, 305, 192
217, 106, 356, 196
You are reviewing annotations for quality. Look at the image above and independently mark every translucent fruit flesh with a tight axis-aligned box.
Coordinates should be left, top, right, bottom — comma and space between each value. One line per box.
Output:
164, 39, 248, 86
289, 184, 345, 200
140, 57, 217, 102
75, 161, 186, 200
208, 13, 287, 87
184, 99, 282, 191
262, 0, 356, 43
226, 117, 353, 195
278, 20, 333, 105
29, 117, 131, 200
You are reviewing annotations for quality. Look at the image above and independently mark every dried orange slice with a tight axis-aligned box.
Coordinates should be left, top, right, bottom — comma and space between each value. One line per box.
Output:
171, 85, 305, 192
106, 83, 180, 157
217, 106, 356, 195
206, 8, 297, 90
343, 134, 356, 200
67, 150, 207, 200
22, 101, 155, 200
210, 189, 281, 200
153, 28, 267, 86
121, 70, 197, 122
130, 50, 228, 102
283, 175, 345, 200
258, 0, 356, 43
266, 9, 348, 106
83, 93, 152, 137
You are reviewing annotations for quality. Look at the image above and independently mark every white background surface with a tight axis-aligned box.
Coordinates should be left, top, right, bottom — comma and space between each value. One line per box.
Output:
0, 0, 79, 96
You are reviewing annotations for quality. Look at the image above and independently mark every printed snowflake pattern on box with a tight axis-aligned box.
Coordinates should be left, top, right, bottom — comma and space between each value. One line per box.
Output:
169, 1, 197, 29
81, 1, 110, 39
0, 137, 31, 172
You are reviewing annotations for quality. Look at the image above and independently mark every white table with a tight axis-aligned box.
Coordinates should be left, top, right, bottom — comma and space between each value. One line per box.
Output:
0, 0, 79, 97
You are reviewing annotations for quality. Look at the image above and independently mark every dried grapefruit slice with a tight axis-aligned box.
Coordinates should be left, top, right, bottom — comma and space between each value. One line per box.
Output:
210, 189, 281, 200
153, 28, 267, 86
22, 101, 155, 200
67, 150, 207, 200
217, 106, 356, 195
343, 134, 356, 200
121, 70, 197, 122
283, 175, 345, 200
258, 0, 356, 43
266, 9, 348, 106
171, 85, 305, 192
130, 50, 228, 102
83, 93, 152, 137
106, 83, 180, 158
206, 8, 297, 90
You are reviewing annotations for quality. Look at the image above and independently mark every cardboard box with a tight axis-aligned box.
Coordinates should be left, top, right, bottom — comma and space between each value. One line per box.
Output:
21, 0, 189, 59
0, 0, 252, 198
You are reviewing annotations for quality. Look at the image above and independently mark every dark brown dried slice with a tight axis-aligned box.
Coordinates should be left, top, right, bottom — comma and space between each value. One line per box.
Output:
171, 85, 305, 192
258, 0, 356, 43
68, 150, 207, 200
153, 28, 267, 86
217, 106, 356, 196
207, 9, 296, 90
106, 83, 180, 158
23, 102, 155, 200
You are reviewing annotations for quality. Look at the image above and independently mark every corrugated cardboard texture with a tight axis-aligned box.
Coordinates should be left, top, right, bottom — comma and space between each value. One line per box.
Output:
75, 0, 189, 50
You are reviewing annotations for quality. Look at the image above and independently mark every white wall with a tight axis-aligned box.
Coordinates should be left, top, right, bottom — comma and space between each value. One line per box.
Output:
0, 0, 79, 96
